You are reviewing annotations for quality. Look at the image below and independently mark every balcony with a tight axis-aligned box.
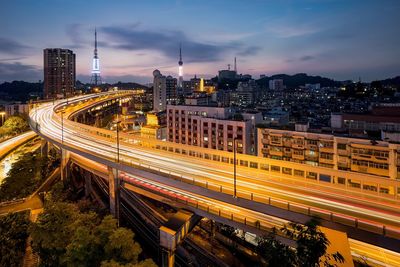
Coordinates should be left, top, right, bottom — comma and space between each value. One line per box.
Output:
283, 140, 292, 147
319, 157, 334, 164
338, 161, 350, 168
351, 165, 389, 177
284, 151, 292, 157
270, 149, 283, 157
305, 153, 318, 161
319, 146, 334, 153
337, 149, 350, 156
292, 143, 304, 149
270, 140, 282, 146
305, 144, 318, 150
292, 153, 304, 160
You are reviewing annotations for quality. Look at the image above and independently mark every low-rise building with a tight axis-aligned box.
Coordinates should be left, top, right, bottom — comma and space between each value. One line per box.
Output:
331, 104, 400, 134
257, 128, 400, 181
167, 105, 257, 154
5, 102, 30, 118
141, 112, 166, 140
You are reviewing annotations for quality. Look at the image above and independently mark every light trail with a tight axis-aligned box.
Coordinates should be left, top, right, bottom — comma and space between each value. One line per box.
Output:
31, 92, 400, 266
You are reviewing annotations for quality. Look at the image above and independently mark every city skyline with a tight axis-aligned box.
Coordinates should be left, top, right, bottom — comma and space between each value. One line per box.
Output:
1, 0, 400, 83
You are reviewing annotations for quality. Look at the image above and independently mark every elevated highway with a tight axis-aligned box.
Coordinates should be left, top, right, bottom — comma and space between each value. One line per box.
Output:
30, 91, 400, 265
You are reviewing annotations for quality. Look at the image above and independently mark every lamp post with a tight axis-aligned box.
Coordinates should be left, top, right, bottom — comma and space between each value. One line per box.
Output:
61, 111, 65, 145
114, 99, 121, 226
34, 103, 38, 130
233, 137, 240, 198
0, 112, 5, 126
116, 120, 121, 163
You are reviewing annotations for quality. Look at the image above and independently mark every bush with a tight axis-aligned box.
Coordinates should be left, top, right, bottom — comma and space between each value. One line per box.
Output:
2, 115, 29, 134
0, 211, 30, 267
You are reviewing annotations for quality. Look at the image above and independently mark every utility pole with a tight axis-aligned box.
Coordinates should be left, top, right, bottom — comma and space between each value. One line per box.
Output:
233, 137, 239, 198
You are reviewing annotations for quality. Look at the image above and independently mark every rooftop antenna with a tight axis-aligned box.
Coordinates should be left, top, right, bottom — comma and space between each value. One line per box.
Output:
227, 64, 231, 70
234, 57, 237, 73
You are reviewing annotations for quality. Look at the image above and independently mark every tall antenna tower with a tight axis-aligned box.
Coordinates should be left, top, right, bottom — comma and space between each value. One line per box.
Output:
90, 28, 102, 85
178, 43, 183, 88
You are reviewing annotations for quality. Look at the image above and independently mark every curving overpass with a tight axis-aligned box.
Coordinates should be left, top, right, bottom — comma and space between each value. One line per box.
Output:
30, 91, 400, 266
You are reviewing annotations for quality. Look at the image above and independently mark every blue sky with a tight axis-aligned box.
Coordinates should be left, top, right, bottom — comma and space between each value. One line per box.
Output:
0, 0, 399, 83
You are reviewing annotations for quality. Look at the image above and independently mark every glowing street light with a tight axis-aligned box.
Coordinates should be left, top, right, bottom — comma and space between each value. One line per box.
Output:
233, 137, 240, 198
61, 110, 66, 145
0, 111, 5, 126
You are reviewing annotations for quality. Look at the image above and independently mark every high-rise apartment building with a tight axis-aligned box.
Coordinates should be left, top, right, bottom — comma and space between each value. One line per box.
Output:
153, 69, 167, 112
153, 70, 178, 112
44, 48, 76, 99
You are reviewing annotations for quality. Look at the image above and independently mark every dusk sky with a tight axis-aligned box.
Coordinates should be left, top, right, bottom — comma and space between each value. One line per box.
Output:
1, 0, 399, 84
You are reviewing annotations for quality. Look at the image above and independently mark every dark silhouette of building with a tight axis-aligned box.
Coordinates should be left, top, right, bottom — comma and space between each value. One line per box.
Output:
43, 48, 76, 99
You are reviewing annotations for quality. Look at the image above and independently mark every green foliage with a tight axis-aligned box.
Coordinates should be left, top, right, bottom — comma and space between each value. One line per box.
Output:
0, 211, 30, 267
29, 202, 80, 266
257, 231, 296, 267
2, 115, 29, 134
104, 228, 142, 264
30, 202, 154, 267
0, 152, 53, 201
257, 219, 345, 267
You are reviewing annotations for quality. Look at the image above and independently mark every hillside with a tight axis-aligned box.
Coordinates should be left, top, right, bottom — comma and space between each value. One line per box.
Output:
256, 73, 341, 89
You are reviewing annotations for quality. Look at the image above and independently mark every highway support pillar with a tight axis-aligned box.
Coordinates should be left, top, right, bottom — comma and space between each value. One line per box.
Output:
159, 210, 201, 267
108, 166, 120, 224
210, 219, 216, 238
60, 149, 70, 181
319, 227, 354, 267
84, 171, 92, 198
40, 139, 48, 157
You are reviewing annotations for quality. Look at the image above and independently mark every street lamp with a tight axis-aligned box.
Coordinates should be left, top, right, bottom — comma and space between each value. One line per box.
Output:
0, 112, 5, 126
115, 120, 121, 163
34, 103, 38, 130
61, 110, 66, 145
233, 137, 240, 198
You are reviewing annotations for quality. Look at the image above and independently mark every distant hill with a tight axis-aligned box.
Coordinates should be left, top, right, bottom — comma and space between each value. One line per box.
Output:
256, 73, 341, 89
378, 76, 400, 87
110, 82, 150, 90
0, 81, 150, 103
0, 81, 42, 102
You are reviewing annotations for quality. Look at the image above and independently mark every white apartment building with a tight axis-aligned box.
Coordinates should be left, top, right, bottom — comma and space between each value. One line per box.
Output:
258, 128, 400, 181
167, 105, 256, 154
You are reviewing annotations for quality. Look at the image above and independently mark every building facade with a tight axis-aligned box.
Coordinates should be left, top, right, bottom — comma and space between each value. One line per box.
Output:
4, 103, 29, 118
153, 70, 178, 112
44, 48, 76, 99
257, 128, 400, 181
153, 70, 167, 112
268, 79, 284, 90
167, 105, 254, 154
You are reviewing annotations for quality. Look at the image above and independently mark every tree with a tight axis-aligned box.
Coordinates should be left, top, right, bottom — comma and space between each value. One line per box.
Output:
30, 203, 155, 267
29, 202, 81, 266
2, 115, 29, 134
0, 151, 54, 202
0, 211, 30, 267
257, 219, 344, 267
104, 228, 142, 264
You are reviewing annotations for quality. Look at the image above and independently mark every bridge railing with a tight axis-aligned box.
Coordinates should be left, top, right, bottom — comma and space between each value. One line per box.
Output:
51, 101, 400, 203
120, 168, 400, 240
116, 156, 400, 240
